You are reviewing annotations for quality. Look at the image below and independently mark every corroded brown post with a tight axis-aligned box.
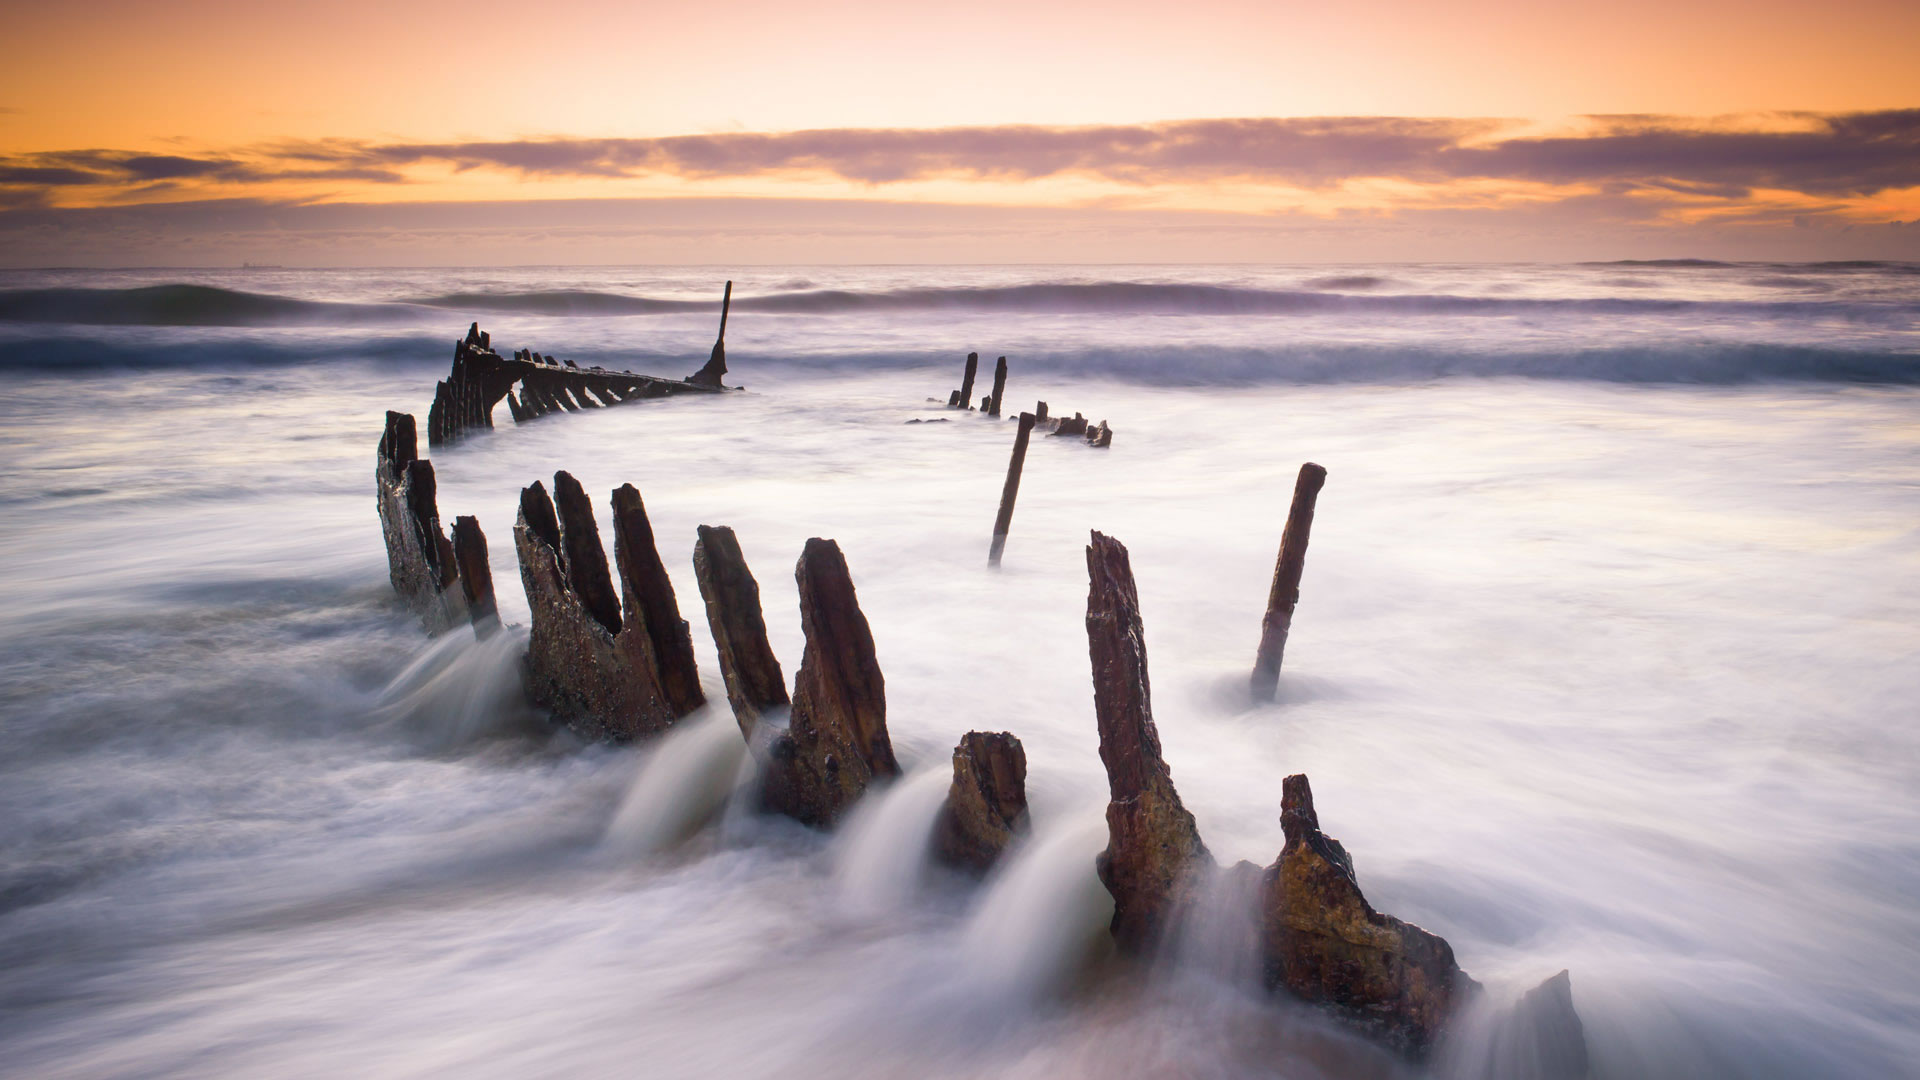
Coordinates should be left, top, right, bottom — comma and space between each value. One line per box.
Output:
958, 352, 979, 410
1251, 462, 1327, 702
934, 731, 1028, 873
987, 356, 1008, 417
611, 483, 704, 718
451, 515, 498, 636
765, 538, 899, 826
693, 525, 789, 736
1086, 530, 1209, 953
988, 412, 1036, 566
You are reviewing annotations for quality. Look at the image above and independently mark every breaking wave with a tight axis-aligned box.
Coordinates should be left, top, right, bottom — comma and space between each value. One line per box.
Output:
407, 290, 689, 316
602, 282, 1913, 322
0, 333, 449, 370
0, 284, 424, 327
4, 333, 1916, 384
974, 342, 1920, 385
11, 279, 1917, 327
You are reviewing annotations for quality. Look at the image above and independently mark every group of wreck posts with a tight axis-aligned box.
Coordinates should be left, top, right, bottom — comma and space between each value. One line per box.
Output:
373, 291, 1589, 1072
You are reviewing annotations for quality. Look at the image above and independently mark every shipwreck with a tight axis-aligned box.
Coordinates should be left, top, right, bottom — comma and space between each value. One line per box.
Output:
426, 281, 739, 446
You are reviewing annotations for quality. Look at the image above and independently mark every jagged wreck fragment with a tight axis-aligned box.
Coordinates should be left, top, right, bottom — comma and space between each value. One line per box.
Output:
760, 538, 900, 826
1085, 530, 1211, 951
934, 731, 1028, 873
1261, 773, 1479, 1057
513, 471, 702, 740
375, 410, 467, 633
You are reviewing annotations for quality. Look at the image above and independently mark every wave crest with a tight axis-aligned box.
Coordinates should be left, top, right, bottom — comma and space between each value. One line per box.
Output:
0, 285, 421, 327
5, 279, 1917, 326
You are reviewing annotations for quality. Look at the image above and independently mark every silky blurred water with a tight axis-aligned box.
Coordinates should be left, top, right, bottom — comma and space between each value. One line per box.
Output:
0, 264, 1916, 1079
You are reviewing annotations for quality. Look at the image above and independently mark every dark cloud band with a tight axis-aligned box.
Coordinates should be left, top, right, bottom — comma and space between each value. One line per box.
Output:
3, 111, 1916, 200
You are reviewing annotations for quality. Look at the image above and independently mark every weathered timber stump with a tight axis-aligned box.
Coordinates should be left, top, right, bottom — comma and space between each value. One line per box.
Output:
450, 515, 498, 636
552, 471, 623, 636
988, 412, 1036, 567
957, 353, 979, 411
762, 538, 899, 826
1250, 462, 1327, 703
934, 731, 1028, 873
1051, 413, 1088, 438
375, 411, 467, 632
611, 484, 704, 717
1260, 773, 1477, 1057
514, 476, 677, 740
693, 525, 789, 737
1488, 970, 1590, 1078
1085, 530, 1210, 952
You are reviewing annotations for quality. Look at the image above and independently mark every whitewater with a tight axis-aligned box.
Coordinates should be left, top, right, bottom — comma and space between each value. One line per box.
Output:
0, 263, 1915, 1079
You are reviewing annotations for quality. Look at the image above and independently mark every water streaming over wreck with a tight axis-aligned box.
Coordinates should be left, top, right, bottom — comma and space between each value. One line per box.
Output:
1, 263, 1917, 1078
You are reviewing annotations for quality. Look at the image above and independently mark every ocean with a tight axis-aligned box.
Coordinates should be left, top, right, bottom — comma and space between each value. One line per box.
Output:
1, 263, 1916, 1078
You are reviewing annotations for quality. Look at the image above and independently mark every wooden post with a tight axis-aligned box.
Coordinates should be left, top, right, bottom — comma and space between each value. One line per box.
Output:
1034, 401, 1048, 422
1250, 462, 1327, 702
451, 515, 498, 636
988, 412, 1036, 567
988, 356, 1008, 417
958, 353, 979, 410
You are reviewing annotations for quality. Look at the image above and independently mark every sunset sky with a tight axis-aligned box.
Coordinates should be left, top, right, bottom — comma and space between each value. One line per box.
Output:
3, 0, 1918, 264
